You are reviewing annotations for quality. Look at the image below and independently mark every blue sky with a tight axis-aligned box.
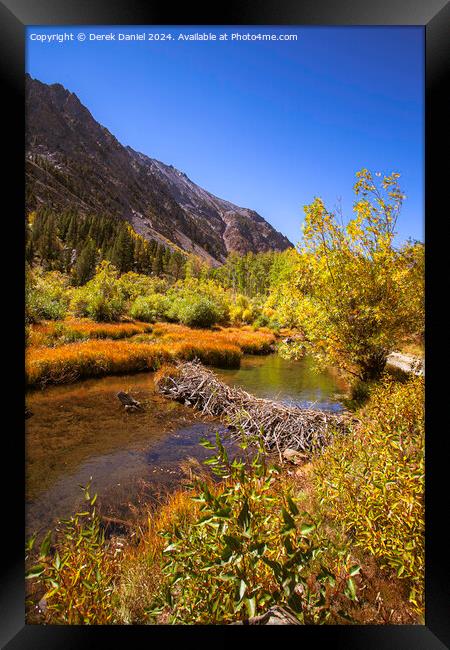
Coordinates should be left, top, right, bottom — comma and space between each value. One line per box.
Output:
26, 26, 424, 246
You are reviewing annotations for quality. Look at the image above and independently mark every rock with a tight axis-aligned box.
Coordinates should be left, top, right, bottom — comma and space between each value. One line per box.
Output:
282, 448, 308, 465
117, 391, 143, 411
231, 606, 300, 625
38, 597, 47, 614
386, 352, 424, 377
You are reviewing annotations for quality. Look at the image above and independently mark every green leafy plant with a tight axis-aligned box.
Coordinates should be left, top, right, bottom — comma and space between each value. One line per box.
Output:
26, 481, 117, 624
130, 294, 170, 323
26, 266, 71, 323
148, 434, 357, 624
70, 261, 125, 322
313, 375, 424, 611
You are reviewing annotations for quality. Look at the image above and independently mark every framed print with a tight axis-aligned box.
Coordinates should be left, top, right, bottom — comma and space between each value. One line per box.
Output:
0, 0, 448, 647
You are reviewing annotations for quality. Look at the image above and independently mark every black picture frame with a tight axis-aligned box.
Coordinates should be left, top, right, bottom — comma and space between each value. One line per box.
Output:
1, 0, 448, 647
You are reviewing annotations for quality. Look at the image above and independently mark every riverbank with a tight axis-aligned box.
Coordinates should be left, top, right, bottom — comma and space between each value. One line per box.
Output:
25, 366, 424, 625
26, 320, 276, 387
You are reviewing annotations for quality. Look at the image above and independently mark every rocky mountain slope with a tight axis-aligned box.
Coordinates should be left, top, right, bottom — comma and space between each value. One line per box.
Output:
25, 74, 292, 264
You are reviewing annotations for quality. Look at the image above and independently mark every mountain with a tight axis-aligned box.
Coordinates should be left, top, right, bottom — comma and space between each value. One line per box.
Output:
25, 74, 293, 264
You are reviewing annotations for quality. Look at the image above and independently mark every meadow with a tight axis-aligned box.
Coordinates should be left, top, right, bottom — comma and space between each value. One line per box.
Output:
26, 319, 276, 387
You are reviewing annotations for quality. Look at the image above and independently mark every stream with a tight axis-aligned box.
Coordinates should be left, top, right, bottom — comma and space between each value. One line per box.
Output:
25, 354, 348, 537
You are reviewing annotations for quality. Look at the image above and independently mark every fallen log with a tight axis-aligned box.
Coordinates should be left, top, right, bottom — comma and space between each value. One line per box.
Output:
155, 360, 352, 454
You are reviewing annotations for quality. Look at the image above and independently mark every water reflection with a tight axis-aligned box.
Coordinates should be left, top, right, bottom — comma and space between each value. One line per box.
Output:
216, 354, 347, 412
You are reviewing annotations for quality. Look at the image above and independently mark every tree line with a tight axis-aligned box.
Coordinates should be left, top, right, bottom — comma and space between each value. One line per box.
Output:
26, 208, 187, 285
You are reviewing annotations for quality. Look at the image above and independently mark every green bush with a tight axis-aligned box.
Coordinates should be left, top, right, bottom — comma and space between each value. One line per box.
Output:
26, 267, 71, 323
148, 435, 357, 624
171, 296, 221, 328
118, 272, 168, 303
313, 375, 424, 611
252, 314, 270, 329
130, 294, 169, 323
70, 261, 125, 322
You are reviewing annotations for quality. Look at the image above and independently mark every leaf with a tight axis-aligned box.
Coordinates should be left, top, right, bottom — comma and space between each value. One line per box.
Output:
237, 499, 251, 531
39, 531, 52, 558
349, 564, 361, 576
300, 523, 315, 536
25, 534, 36, 554
163, 543, 177, 553
25, 564, 45, 579
199, 437, 215, 449
245, 596, 256, 618
239, 579, 247, 600
287, 495, 299, 516
346, 577, 357, 601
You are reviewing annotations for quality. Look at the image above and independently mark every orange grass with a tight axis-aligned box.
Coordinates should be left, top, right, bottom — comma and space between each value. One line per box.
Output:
26, 340, 171, 386
28, 319, 153, 348
151, 323, 275, 354
26, 321, 275, 387
26, 337, 242, 387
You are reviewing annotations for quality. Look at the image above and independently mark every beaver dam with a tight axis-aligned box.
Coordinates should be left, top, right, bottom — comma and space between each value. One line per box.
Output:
155, 360, 353, 454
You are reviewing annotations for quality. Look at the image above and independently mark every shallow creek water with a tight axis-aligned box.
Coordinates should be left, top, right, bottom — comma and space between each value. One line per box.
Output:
25, 354, 347, 537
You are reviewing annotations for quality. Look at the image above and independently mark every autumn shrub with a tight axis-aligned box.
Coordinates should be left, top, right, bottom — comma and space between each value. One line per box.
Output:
70, 261, 125, 322
26, 267, 71, 323
117, 271, 168, 303
293, 170, 424, 382
313, 375, 424, 611
130, 294, 170, 323
148, 435, 358, 624
26, 483, 118, 624
229, 294, 260, 325
170, 296, 221, 328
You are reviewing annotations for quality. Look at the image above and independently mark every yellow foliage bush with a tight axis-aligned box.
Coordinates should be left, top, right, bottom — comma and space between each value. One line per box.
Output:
313, 375, 424, 611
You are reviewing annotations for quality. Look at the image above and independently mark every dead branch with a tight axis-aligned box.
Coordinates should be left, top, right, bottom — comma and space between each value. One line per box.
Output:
155, 360, 352, 454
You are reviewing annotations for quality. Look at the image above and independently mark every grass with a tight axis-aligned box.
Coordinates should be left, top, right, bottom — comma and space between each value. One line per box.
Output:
26, 320, 276, 387
26, 340, 171, 387
151, 322, 276, 354
28, 319, 154, 347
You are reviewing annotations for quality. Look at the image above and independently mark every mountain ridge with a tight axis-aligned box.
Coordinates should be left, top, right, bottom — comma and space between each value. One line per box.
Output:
25, 74, 293, 264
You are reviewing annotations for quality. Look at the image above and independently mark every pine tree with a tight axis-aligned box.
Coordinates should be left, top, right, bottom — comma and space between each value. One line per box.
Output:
72, 238, 97, 285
